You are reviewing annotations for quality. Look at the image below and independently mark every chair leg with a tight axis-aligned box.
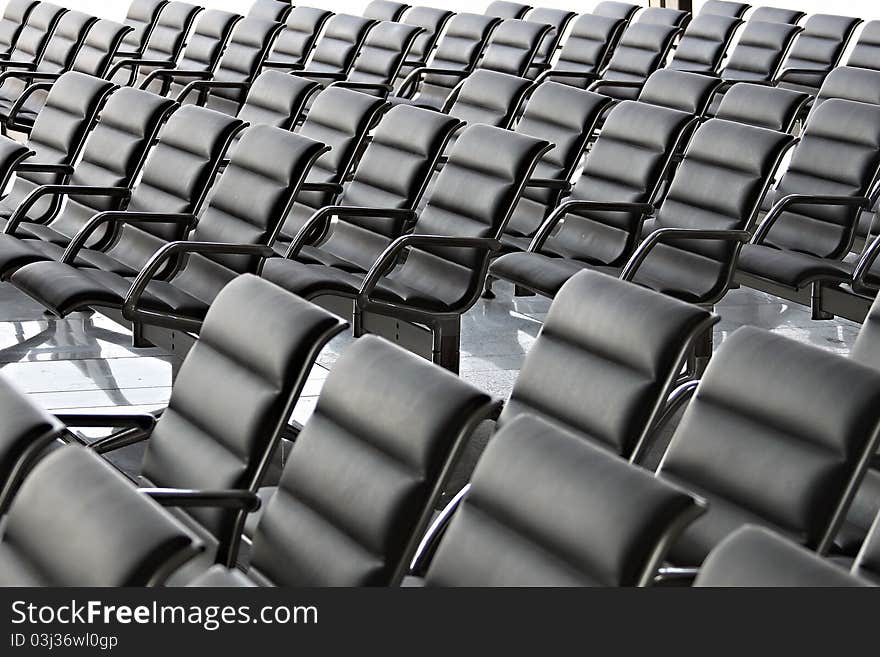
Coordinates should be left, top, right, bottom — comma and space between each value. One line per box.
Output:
686, 325, 714, 378
481, 275, 496, 299
811, 283, 834, 320
131, 321, 151, 348
352, 306, 364, 337
432, 318, 461, 374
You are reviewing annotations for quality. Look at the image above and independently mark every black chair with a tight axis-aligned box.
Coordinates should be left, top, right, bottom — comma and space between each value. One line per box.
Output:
174, 17, 284, 116
774, 14, 862, 93
714, 19, 802, 84
700, 0, 750, 19
262, 124, 551, 373
637, 68, 724, 116
0, 87, 176, 277
0, 0, 40, 57
364, 0, 410, 22
420, 414, 705, 587
190, 333, 494, 587
525, 7, 577, 79
119, 0, 168, 57
139, 9, 242, 96
656, 326, 880, 573
749, 6, 805, 24
0, 445, 200, 587
638, 7, 691, 30
247, 0, 291, 23
274, 104, 461, 269
283, 14, 377, 84
0, 72, 115, 227
735, 100, 880, 314
694, 526, 870, 587
8, 105, 246, 314
281, 87, 389, 242
391, 12, 500, 108
0, 2, 67, 74
394, 6, 454, 86
262, 6, 333, 71
593, 2, 640, 24
234, 69, 320, 135
813, 66, 880, 111
443, 69, 532, 132
534, 13, 627, 89
846, 20, 880, 72
667, 13, 743, 75
713, 81, 809, 131
108, 1, 203, 87
484, 1, 531, 20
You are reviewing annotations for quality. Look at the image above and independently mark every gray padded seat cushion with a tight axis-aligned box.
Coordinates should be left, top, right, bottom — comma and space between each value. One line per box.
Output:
814, 66, 880, 110
714, 82, 808, 131
247, 0, 291, 22
0, 445, 196, 586
400, 6, 453, 69
749, 7, 804, 25
345, 21, 422, 88
659, 326, 880, 566
0, 0, 39, 54
266, 7, 333, 67
736, 244, 853, 289
638, 7, 690, 29
593, 2, 639, 23
363, 0, 410, 22
777, 14, 861, 89
424, 414, 702, 587
236, 70, 320, 131
668, 14, 742, 74
484, 1, 531, 20
246, 335, 492, 586
700, 0, 749, 19
695, 526, 870, 587
477, 18, 550, 78
847, 20, 880, 71
123, 0, 167, 52
638, 69, 723, 115
596, 22, 680, 100
300, 14, 376, 77
547, 13, 626, 89
720, 20, 802, 83
446, 69, 532, 129
498, 270, 714, 458
527, 8, 575, 75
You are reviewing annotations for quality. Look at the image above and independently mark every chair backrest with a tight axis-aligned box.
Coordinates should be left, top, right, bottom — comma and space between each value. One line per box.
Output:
778, 14, 862, 88
594, 1, 639, 23
249, 334, 493, 586
413, 12, 499, 107
4, 1, 65, 65
545, 101, 693, 267
0, 0, 39, 54
668, 13, 742, 74
815, 66, 880, 111
701, 0, 750, 19
304, 13, 377, 75
504, 83, 613, 238
641, 119, 793, 305
715, 82, 809, 132
549, 13, 626, 87
477, 18, 552, 78
526, 8, 576, 77
346, 20, 422, 87
750, 6, 805, 25
446, 69, 532, 129
696, 526, 870, 587
175, 9, 241, 73
140, 273, 346, 543
425, 414, 704, 586
247, 0, 291, 23
402, 6, 454, 65
853, 511, 880, 584
47, 88, 176, 240
599, 21, 680, 100
638, 7, 691, 29
122, 0, 168, 52
720, 19, 801, 82
485, 1, 531, 20
128, 1, 201, 82
501, 270, 716, 459
391, 124, 550, 311
5, 72, 116, 219
237, 69, 321, 132
32, 10, 96, 75
114, 106, 244, 266
763, 99, 880, 259
69, 19, 134, 78
282, 87, 388, 238
314, 105, 460, 269
847, 20, 880, 71
267, 6, 333, 67
0, 445, 198, 587
658, 326, 880, 565
638, 68, 723, 115
364, 0, 410, 22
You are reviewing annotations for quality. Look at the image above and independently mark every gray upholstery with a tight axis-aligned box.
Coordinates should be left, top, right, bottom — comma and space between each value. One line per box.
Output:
122, 0, 167, 53
265, 6, 333, 68
0, 0, 39, 55
700, 0, 749, 19
0, 2, 65, 68
776, 14, 861, 90
247, 0, 291, 23
667, 14, 742, 74
236, 69, 320, 132
0, 445, 198, 587
659, 326, 880, 566
638, 7, 691, 29
593, 2, 639, 23
814, 66, 880, 110
476, 18, 551, 78
484, 1, 531, 20
526, 8, 576, 78
638, 69, 723, 115
396, 6, 454, 83
424, 414, 704, 587
342, 20, 423, 91
592, 21, 680, 100
544, 13, 626, 88
298, 14, 376, 78
695, 526, 870, 587
718, 19, 802, 83
749, 7, 805, 25
499, 270, 715, 460
853, 512, 880, 584
715, 82, 809, 131
363, 0, 410, 22
847, 20, 880, 71
445, 69, 532, 129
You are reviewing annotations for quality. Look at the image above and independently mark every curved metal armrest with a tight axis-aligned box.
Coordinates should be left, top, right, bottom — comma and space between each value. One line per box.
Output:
262, 60, 305, 71
409, 484, 470, 576
331, 80, 393, 94
752, 194, 871, 245
852, 236, 880, 292
398, 65, 468, 98
357, 234, 501, 309
589, 79, 644, 93
176, 79, 248, 104
294, 70, 347, 81
298, 181, 344, 195
140, 488, 261, 512
0, 60, 35, 72
525, 178, 571, 191
5, 185, 131, 234
529, 200, 655, 252
774, 66, 831, 84
71, 412, 159, 454
61, 211, 197, 264
620, 228, 751, 282
6, 80, 53, 130
0, 70, 59, 84
122, 241, 275, 324
139, 67, 212, 90
14, 162, 73, 174
535, 69, 601, 85
108, 57, 175, 79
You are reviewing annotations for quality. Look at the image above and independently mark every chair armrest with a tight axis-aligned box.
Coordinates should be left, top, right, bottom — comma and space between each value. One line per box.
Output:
398, 66, 468, 98
852, 235, 880, 292
108, 57, 175, 79
61, 211, 197, 264
588, 79, 645, 93
620, 228, 751, 282
138, 68, 213, 90
14, 162, 74, 174
5, 80, 54, 131
330, 80, 393, 94
5, 185, 131, 234
654, 566, 700, 585
409, 484, 469, 576
0, 60, 35, 71
529, 200, 655, 252
0, 137, 33, 188
525, 178, 571, 191
357, 234, 500, 309
774, 66, 832, 84
535, 69, 601, 85
285, 205, 418, 260
261, 60, 305, 71
175, 79, 249, 104
298, 181, 345, 195
68, 412, 158, 454
293, 70, 348, 81
140, 488, 261, 512
752, 194, 871, 245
